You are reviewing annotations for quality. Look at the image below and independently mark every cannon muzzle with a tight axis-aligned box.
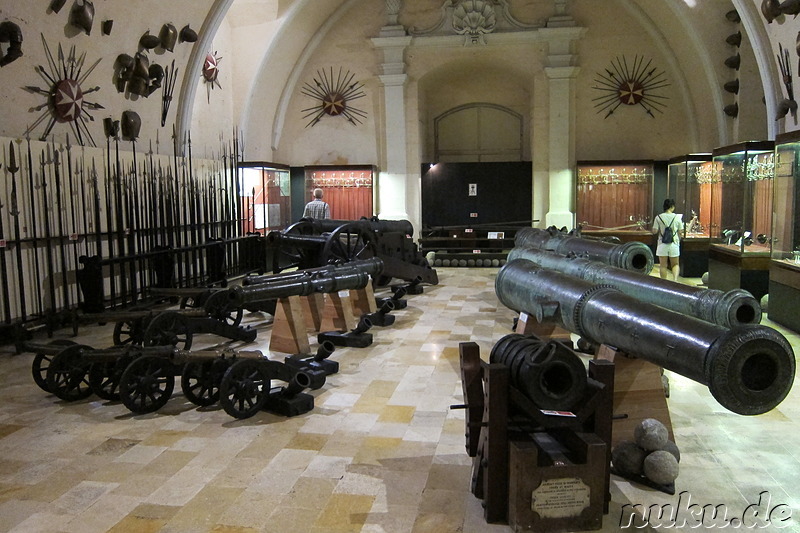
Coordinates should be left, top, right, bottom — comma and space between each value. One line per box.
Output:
495, 259, 795, 415
507, 246, 761, 328
313, 341, 336, 362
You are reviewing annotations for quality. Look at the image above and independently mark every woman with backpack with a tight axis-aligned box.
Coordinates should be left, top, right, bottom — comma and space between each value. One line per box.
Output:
652, 198, 684, 280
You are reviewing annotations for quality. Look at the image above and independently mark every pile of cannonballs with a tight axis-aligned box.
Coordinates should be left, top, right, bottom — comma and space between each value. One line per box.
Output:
611, 418, 680, 486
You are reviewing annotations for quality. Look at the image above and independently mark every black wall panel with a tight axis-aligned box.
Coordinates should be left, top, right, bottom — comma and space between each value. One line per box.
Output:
421, 161, 532, 228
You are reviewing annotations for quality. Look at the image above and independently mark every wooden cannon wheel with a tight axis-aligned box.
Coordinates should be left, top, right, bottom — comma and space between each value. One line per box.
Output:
320, 222, 377, 265
31, 339, 77, 393
88, 352, 139, 402
219, 359, 271, 419
112, 305, 153, 346
181, 358, 232, 407
142, 311, 193, 350
271, 220, 317, 273
45, 344, 95, 402
202, 291, 244, 327
119, 354, 177, 414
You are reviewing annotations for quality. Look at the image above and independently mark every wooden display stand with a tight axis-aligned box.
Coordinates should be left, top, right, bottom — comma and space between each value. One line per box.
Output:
594, 345, 674, 447
320, 289, 358, 332
459, 340, 614, 530
350, 282, 377, 316
270, 296, 310, 354
515, 312, 572, 344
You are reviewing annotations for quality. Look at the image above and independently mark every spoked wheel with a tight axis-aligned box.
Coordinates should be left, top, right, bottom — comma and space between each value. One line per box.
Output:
31, 339, 77, 393
88, 353, 137, 401
119, 355, 176, 414
113, 309, 151, 346
219, 359, 271, 419
270, 220, 317, 273
203, 291, 243, 327
45, 344, 94, 401
181, 358, 231, 407
143, 311, 193, 350
179, 290, 212, 310
321, 223, 377, 265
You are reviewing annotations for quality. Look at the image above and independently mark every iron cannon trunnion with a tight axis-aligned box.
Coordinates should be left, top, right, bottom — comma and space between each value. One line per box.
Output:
495, 259, 795, 415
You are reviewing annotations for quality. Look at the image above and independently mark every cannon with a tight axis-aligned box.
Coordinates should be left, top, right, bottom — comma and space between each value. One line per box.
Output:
514, 226, 654, 275
267, 218, 437, 286
507, 247, 761, 328
495, 259, 795, 415
33, 341, 324, 418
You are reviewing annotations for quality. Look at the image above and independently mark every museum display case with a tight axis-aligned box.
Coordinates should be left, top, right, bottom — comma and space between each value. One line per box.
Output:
238, 162, 292, 232
707, 141, 774, 299
304, 165, 375, 220
768, 131, 800, 332
668, 154, 712, 277
576, 160, 655, 245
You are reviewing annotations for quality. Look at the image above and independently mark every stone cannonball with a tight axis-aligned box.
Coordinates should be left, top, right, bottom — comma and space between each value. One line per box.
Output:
634, 418, 669, 451
643, 450, 680, 485
661, 440, 681, 463
611, 440, 647, 477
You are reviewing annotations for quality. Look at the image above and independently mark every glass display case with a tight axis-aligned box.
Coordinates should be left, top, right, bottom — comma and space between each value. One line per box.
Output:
576, 160, 655, 243
668, 154, 712, 277
304, 165, 375, 220
238, 162, 292, 232
768, 131, 800, 332
707, 141, 774, 299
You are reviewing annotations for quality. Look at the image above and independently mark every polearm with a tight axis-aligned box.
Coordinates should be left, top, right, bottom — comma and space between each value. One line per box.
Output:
130, 143, 146, 297
90, 158, 103, 257
113, 135, 128, 305
7, 142, 27, 321
170, 131, 184, 287
76, 148, 91, 257
104, 135, 116, 308
123, 162, 138, 303
0, 148, 12, 322
24, 134, 43, 316
64, 135, 82, 308
40, 149, 57, 314
51, 143, 71, 310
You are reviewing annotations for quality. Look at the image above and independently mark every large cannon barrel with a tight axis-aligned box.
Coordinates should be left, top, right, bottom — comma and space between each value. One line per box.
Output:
244, 258, 384, 286
514, 227, 654, 275
495, 259, 795, 415
507, 247, 761, 328
303, 217, 415, 237
490, 334, 588, 410
229, 270, 371, 306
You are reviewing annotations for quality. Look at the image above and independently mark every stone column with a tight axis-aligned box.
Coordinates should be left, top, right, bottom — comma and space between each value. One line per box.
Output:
372, 19, 412, 220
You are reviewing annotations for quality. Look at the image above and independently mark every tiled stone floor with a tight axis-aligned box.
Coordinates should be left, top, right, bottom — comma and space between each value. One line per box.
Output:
0, 267, 798, 532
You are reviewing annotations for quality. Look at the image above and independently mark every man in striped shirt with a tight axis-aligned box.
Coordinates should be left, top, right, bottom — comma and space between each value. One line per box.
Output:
302, 188, 331, 219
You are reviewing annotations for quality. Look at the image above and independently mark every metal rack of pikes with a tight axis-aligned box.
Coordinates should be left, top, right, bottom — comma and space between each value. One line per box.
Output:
22, 256, 429, 420
0, 130, 270, 346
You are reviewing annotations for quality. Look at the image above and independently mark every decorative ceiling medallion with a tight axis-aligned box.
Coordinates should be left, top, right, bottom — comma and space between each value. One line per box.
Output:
301, 67, 366, 128
23, 34, 103, 146
592, 55, 669, 118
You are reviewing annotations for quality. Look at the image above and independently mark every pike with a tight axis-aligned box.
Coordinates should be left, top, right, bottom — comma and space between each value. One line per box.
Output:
40, 149, 57, 314
51, 143, 71, 309
90, 158, 103, 258
130, 140, 145, 298
64, 135, 82, 307
24, 134, 43, 316
6, 142, 27, 321
0, 149, 11, 322
170, 131, 184, 287
103, 138, 117, 308
76, 147, 90, 257
113, 134, 128, 305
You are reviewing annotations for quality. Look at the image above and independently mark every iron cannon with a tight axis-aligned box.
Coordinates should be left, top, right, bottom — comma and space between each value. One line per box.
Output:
514, 226, 654, 275
495, 258, 795, 415
507, 246, 761, 328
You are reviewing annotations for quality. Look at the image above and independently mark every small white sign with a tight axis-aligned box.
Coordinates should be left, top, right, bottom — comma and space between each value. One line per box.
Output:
470, 212, 478, 218
488, 231, 505, 240
468, 183, 477, 196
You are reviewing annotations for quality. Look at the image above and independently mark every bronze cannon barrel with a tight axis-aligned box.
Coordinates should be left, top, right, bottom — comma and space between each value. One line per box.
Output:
514, 227, 654, 275
244, 258, 384, 286
507, 247, 760, 328
229, 270, 371, 306
495, 259, 795, 415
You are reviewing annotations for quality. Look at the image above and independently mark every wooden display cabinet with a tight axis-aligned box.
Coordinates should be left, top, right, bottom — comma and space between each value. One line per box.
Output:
576, 161, 654, 245
707, 141, 774, 299
769, 131, 800, 332
669, 154, 712, 277
304, 165, 375, 220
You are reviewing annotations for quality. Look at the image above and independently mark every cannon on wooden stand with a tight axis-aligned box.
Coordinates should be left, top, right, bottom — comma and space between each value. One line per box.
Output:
267, 217, 437, 286
495, 258, 795, 415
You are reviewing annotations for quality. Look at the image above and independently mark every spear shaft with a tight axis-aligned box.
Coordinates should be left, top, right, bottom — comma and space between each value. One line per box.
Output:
7, 142, 27, 321
25, 136, 43, 316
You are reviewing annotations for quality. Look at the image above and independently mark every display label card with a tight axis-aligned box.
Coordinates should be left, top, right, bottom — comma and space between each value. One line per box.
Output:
531, 477, 590, 518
